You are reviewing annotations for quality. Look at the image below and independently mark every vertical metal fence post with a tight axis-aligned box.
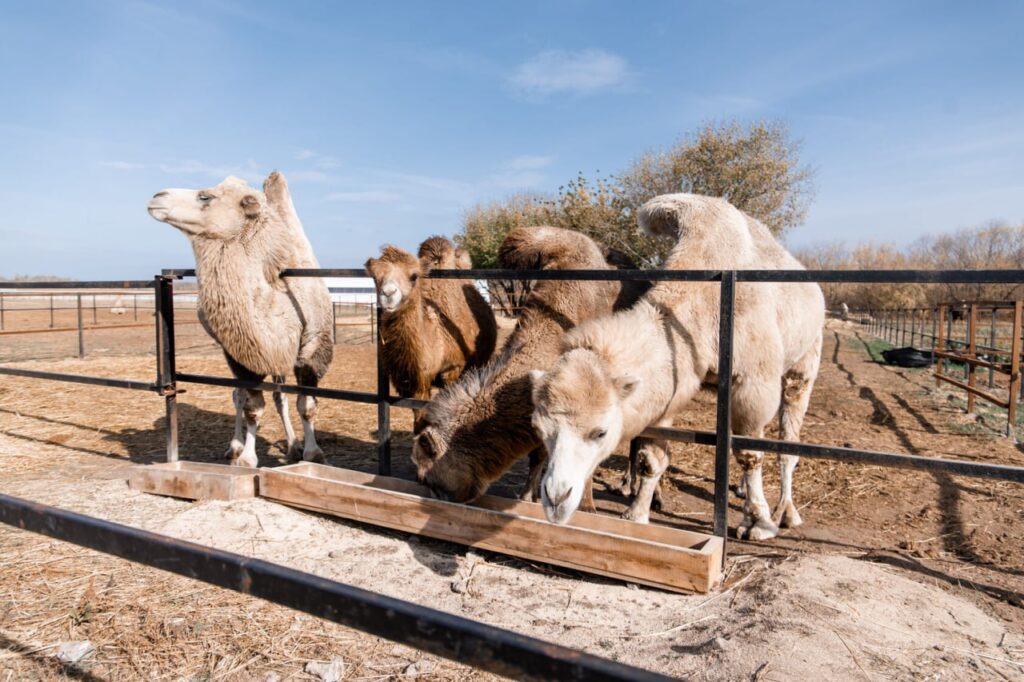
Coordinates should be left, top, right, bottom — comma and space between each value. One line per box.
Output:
712, 271, 736, 564
375, 304, 391, 476
931, 307, 937, 348
911, 309, 917, 346
134, 293, 139, 321
0, 292, 4, 331
76, 294, 84, 358
155, 276, 179, 463
49, 294, 54, 328
92, 294, 97, 324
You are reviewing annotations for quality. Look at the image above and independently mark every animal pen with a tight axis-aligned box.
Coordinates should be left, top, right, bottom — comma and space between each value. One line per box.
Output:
867, 300, 1024, 436
3, 266, 1024, 680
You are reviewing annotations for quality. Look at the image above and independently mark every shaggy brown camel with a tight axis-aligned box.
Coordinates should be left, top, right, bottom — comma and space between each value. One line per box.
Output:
365, 236, 497, 431
411, 226, 649, 504
148, 172, 333, 467
532, 193, 824, 540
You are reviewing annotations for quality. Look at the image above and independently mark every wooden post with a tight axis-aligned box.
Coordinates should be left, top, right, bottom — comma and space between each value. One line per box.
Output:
935, 305, 946, 388
931, 307, 937, 347
76, 294, 84, 358
967, 303, 977, 413
989, 307, 997, 389
911, 309, 918, 347
332, 301, 337, 345
1007, 300, 1022, 438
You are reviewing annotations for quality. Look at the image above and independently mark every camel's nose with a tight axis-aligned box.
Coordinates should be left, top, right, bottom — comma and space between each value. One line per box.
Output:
544, 482, 572, 507
152, 191, 168, 199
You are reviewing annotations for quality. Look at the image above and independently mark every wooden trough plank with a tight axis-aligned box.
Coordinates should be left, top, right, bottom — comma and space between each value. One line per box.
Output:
259, 463, 721, 594
129, 462, 258, 501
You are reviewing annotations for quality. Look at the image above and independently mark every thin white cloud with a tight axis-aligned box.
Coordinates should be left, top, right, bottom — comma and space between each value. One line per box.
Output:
510, 49, 627, 95
99, 160, 145, 170
324, 190, 403, 203
504, 154, 555, 171
158, 159, 265, 180
295, 149, 317, 161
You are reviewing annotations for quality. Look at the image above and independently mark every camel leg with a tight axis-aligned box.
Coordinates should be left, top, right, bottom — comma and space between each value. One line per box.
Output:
580, 477, 596, 513
271, 374, 298, 459
226, 388, 246, 461
622, 435, 670, 524
233, 389, 264, 468
520, 448, 546, 502
733, 375, 783, 541
773, 334, 821, 528
290, 365, 325, 463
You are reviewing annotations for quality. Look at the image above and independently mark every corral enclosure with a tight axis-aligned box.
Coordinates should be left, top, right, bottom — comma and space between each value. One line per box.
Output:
2, 275, 1024, 680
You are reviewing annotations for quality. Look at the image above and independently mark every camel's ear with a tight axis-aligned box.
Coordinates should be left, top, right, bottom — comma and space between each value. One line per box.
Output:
417, 428, 439, 460
612, 373, 639, 400
364, 257, 377, 276
240, 194, 261, 218
455, 248, 472, 270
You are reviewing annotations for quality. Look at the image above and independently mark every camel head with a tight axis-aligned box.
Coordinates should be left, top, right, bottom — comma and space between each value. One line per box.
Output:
364, 246, 423, 313
147, 172, 297, 240
410, 362, 517, 503
530, 349, 637, 524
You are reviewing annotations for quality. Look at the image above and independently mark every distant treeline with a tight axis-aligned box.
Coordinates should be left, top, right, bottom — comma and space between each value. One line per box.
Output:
794, 221, 1024, 310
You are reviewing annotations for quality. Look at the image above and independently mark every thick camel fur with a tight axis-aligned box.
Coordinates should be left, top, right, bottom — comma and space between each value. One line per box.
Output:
411, 226, 650, 504
365, 236, 497, 430
148, 172, 333, 467
531, 194, 825, 540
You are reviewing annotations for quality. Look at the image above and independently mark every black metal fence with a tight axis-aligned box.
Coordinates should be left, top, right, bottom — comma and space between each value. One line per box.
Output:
4, 266, 1024, 678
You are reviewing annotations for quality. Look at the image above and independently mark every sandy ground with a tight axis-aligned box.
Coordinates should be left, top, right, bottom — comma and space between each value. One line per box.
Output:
1, 319, 1023, 679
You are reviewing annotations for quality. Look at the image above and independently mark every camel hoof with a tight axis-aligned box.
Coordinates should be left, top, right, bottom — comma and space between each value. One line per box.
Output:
286, 442, 304, 463
737, 518, 779, 541
774, 502, 803, 529
231, 451, 258, 468
621, 508, 650, 524
225, 442, 244, 461
302, 446, 326, 464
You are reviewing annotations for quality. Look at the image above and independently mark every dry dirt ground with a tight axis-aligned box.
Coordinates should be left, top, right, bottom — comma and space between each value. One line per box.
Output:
1, 319, 1023, 680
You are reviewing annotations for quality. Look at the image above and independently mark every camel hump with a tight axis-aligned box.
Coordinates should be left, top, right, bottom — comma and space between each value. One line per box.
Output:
418, 236, 457, 268
638, 193, 757, 266
498, 226, 607, 270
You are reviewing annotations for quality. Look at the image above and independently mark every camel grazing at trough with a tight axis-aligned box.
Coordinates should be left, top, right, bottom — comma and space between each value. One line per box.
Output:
411, 226, 650, 504
365, 236, 497, 431
531, 194, 825, 540
148, 172, 333, 467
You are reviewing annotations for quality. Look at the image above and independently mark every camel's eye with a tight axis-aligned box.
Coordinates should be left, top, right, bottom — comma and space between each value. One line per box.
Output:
410, 273, 419, 283
589, 428, 607, 441
197, 192, 213, 204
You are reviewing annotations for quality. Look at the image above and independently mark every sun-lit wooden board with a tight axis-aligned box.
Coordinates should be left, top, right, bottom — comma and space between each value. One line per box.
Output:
259, 462, 722, 593
129, 461, 258, 501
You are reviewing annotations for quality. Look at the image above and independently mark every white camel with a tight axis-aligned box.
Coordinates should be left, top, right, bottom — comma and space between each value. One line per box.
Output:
530, 193, 825, 540
148, 172, 333, 467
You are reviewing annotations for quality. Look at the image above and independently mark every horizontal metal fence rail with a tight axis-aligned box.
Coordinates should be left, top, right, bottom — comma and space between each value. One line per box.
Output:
0, 493, 668, 682
0, 367, 158, 392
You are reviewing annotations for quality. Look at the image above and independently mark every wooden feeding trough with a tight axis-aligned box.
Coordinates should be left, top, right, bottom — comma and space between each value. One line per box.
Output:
128, 461, 258, 501
259, 463, 723, 593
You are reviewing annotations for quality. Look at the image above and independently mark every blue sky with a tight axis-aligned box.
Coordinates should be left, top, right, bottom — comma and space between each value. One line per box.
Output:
1, 1, 1021, 278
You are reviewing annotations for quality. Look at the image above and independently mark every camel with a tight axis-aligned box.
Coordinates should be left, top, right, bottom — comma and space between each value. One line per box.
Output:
531, 194, 825, 540
148, 172, 334, 467
411, 226, 650, 504
365, 236, 497, 431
